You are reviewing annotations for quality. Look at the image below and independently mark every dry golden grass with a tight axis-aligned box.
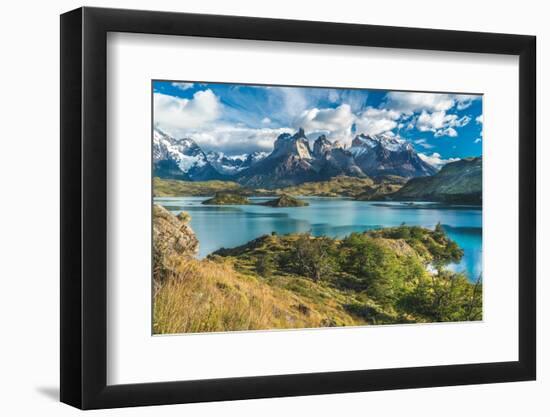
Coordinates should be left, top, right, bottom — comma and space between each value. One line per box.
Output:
153, 257, 362, 334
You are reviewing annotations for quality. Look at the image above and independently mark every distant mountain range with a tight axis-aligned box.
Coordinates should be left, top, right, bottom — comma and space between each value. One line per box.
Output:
153, 127, 440, 188
153, 129, 224, 181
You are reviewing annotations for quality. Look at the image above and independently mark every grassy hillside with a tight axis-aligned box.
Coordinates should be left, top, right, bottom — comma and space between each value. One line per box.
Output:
355, 183, 403, 201
212, 226, 481, 326
154, 257, 361, 334
153, 177, 245, 196
154, 176, 382, 198
153, 204, 482, 334
272, 176, 376, 197
389, 158, 482, 204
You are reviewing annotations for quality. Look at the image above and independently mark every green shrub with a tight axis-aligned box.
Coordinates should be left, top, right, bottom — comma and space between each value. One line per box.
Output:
282, 234, 338, 282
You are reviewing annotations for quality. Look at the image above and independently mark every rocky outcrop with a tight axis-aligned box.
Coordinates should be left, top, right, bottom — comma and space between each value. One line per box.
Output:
153, 204, 199, 285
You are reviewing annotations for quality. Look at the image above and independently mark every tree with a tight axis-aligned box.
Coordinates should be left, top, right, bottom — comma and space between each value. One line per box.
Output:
286, 234, 337, 282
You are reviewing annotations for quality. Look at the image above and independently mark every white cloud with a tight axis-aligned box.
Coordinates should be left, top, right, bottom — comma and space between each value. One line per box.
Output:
434, 127, 458, 137
418, 152, 460, 169
474, 138, 482, 143
476, 115, 483, 124
384, 92, 456, 113
186, 125, 293, 154
154, 90, 221, 130
455, 94, 478, 110
171, 82, 194, 90
294, 104, 355, 143
385, 91, 480, 114
416, 111, 448, 131
414, 138, 434, 149
261, 117, 271, 124
355, 107, 401, 136
416, 110, 470, 137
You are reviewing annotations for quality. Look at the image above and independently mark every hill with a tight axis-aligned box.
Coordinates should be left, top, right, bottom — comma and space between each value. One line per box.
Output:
201, 192, 250, 205
153, 206, 482, 334
153, 177, 244, 197
259, 194, 309, 207
388, 157, 482, 204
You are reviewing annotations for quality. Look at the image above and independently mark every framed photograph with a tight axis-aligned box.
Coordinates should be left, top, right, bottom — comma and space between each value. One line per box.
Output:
60, 7, 536, 409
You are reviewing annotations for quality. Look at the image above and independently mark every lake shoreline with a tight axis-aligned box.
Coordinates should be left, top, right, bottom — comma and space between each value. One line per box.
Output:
154, 195, 482, 281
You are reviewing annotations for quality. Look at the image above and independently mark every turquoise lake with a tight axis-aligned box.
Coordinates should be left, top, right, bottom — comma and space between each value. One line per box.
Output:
155, 196, 482, 282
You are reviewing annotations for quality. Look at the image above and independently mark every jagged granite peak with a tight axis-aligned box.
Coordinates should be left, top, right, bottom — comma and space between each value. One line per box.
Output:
319, 147, 366, 178
270, 128, 312, 160
349, 133, 436, 178
313, 135, 333, 157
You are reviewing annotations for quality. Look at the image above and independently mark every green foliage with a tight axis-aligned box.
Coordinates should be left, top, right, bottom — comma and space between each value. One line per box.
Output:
281, 234, 339, 282
255, 254, 276, 278
399, 272, 482, 322
212, 225, 481, 326
338, 233, 425, 304
369, 225, 464, 267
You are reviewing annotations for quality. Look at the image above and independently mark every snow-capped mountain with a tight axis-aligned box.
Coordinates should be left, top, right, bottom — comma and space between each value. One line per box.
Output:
153, 129, 225, 181
349, 133, 437, 178
153, 127, 437, 186
205, 151, 268, 175
313, 135, 365, 178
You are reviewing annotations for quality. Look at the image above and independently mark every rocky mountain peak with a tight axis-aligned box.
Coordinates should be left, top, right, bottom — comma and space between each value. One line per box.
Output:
271, 128, 312, 160
313, 135, 333, 157
349, 133, 436, 178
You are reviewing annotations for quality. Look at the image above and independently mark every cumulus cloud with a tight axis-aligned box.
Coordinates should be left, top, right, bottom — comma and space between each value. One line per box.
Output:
384, 91, 480, 114
261, 117, 271, 124
154, 90, 221, 130
418, 152, 460, 169
171, 82, 194, 90
187, 125, 293, 155
416, 110, 470, 137
476, 115, 483, 124
384, 92, 456, 113
294, 104, 355, 143
355, 107, 401, 136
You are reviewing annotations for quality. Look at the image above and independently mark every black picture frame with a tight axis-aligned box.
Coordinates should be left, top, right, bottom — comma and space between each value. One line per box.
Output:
60, 6, 536, 410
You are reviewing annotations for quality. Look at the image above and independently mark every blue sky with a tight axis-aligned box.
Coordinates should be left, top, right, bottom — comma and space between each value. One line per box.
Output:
153, 80, 482, 165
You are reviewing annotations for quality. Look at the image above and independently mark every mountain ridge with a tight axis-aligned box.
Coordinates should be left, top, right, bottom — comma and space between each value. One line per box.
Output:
384, 157, 482, 204
153, 127, 454, 188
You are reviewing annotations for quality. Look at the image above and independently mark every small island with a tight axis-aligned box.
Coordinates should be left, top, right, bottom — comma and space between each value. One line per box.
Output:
259, 194, 309, 207
202, 192, 250, 205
